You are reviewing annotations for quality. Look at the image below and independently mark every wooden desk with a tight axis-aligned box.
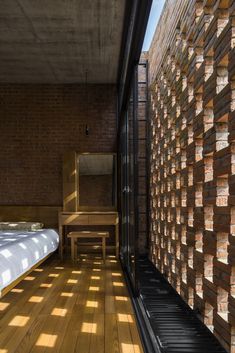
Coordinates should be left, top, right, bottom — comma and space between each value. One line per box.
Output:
59, 211, 119, 259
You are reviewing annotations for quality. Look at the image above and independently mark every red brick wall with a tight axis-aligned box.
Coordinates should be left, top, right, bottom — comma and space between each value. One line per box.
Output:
148, 0, 235, 352
0, 84, 117, 206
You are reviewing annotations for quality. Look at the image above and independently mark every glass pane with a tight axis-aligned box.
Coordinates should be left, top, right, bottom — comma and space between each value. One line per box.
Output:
78, 154, 116, 207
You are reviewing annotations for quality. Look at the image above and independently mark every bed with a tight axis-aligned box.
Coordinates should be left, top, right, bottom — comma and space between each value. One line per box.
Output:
0, 228, 59, 297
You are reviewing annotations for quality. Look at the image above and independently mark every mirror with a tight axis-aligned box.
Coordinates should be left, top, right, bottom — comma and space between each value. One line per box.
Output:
78, 153, 116, 209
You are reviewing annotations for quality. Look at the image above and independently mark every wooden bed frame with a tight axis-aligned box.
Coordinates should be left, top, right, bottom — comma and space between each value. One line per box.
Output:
0, 254, 51, 298
0, 205, 61, 299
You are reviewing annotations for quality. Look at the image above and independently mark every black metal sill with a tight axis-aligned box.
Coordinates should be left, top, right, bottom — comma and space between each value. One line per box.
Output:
122, 256, 227, 353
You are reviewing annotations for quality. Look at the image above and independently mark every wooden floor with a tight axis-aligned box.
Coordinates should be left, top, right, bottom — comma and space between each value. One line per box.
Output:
0, 255, 144, 353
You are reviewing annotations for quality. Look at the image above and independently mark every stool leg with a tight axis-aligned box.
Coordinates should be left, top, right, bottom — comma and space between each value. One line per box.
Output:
71, 239, 75, 262
74, 240, 78, 262
102, 237, 106, 263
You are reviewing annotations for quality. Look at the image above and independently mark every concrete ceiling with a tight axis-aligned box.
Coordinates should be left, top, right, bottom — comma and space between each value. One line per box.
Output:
0, 0, 126, 83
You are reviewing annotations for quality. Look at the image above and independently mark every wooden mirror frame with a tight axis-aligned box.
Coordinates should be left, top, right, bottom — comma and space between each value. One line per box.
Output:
62, 151, 117, 212
77, 152, 117, 212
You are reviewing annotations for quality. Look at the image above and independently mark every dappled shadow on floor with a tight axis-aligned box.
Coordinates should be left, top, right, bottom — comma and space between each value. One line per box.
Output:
0, 255, 143, 353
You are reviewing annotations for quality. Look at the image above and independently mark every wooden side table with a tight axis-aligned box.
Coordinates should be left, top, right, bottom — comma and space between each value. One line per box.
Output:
67, 231, 109, 262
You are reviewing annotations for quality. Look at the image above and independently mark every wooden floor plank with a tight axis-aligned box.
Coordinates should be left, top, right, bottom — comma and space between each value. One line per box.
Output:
105, 314, 119, 353
0, 255, 143, 353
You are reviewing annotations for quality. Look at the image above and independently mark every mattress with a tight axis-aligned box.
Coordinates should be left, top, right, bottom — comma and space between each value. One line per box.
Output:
0, 229, 59, 292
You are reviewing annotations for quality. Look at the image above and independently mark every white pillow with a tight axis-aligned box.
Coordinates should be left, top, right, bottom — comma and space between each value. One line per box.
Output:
0, 222, 44, 231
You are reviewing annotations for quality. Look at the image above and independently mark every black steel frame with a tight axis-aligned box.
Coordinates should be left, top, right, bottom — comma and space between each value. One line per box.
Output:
121, 260, 161, 353
118, 57, 149, 295
117, 0, 152, 129
137, 59, 150, 252
133, 65, 140, 294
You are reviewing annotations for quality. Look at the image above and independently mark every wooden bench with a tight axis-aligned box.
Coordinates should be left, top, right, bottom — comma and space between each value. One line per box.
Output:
67, 231, 109, 263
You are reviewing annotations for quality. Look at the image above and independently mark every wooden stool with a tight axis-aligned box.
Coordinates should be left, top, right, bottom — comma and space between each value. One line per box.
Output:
67, 231, 109, 263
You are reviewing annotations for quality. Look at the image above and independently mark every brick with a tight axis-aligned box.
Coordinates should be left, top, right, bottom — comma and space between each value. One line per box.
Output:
214, 21, 231, 63
148, 1, 235, 350
229, 175, 235, 205
203, 123, 228, 155
204, 230, 217, 255
229, 47, 235, 78
203, 279, 217, 306
214, 206, 231, 232
193, 160, 204, 182
214, 144, 235, 177
214, 83, 231, 122
0, 84, 117, 206
203, 72, 217, 104
204, 180, 217, 204
214, 260, 231, 290
194, 207, 205, 229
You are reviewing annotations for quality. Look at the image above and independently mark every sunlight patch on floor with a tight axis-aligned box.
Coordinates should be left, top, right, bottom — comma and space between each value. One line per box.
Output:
113, 282, 124, 287
72, 270, 82, 274
48, 273, 59, 278
115, 296, 128, 301
36, 333, 58, 347
118, 314, 133, 323
86, 300, 98, 308
23, 276, 35, 281
0, 302, 10, 311
51, 308, 67, 317
89, 286, 99, 292
11, 288, 23, 293
121, 343, 141, 353
28, 295, 43, 303
81, 322, 97, 334
67, 279, 78, 284
8, 315, 29, 327
91, 276, 100, 280
40, 283, 52, 288
61, 292, 73, 297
